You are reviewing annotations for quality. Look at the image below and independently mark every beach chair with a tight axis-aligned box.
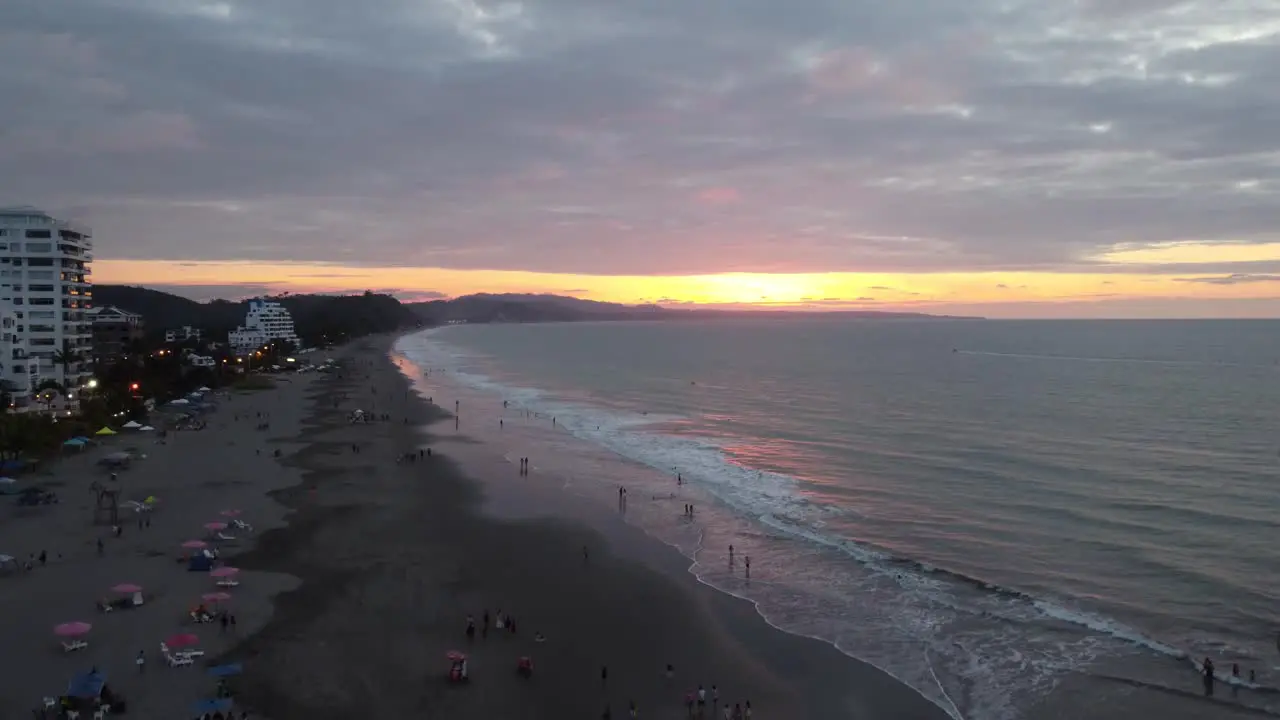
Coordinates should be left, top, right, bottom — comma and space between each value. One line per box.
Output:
42, 697, 56, 710
62, 639, 88, 652
165, 652, 192, 668
216, 579, 240, 588
93, 708, 106, 719
66, 711, 79, 720
215, 532, 236, 541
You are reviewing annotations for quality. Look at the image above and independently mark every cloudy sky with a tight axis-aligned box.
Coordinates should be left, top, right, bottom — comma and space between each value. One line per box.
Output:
3, 0, 1280, 316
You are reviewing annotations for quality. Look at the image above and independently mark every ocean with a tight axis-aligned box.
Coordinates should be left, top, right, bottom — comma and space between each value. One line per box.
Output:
394, 318, 1280, 720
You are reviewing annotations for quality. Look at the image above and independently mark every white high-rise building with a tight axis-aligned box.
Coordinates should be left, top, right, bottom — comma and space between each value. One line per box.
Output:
228, 299, 299, 354
0, 299, 40, 407
0, 206, 94, 391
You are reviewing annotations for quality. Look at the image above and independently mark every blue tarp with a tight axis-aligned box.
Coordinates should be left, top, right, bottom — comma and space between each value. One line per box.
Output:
63, 438, 86, 446
192, 698, 233, 713
207, 663, 243, 677
67, 670, 105, 699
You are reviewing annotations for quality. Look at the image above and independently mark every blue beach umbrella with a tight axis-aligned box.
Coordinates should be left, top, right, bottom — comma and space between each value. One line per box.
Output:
207, 663, 243, 677
67, 670, 106, 699
192, 698, 233, 714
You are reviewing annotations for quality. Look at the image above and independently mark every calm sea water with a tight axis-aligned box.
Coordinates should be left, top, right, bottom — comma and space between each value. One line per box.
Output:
395, 319, 1280, 720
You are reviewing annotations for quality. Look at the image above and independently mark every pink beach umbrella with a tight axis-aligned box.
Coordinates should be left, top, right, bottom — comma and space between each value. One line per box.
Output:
54, 622, 92, 637
204, 521, 228, 531
111, 583, 143, 594
181, 540, 208, 550
165, 632, 199, 649
219, 509, 241, 517
202, 592, 232, 603
209, 567, 240, 578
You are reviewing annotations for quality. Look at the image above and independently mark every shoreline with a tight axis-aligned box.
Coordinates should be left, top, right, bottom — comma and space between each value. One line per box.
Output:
221, 333, 950, 719
393, 324, 1280, 720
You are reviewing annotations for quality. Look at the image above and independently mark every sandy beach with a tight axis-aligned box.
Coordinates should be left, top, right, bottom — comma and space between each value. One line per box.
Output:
2, 334, 951, 719
0, 372, 313, 718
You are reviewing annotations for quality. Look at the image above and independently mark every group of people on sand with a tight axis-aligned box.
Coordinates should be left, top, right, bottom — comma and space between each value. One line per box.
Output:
681, 684, 752, 719
466, 609, 523, 641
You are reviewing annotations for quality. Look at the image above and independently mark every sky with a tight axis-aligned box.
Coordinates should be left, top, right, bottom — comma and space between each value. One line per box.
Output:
3, 0, 1280, 318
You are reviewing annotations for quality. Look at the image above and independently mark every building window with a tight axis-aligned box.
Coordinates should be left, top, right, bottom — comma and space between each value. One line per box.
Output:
29, 284, 54, 292
24, 230, 52, 239
27, 270, 53, 280
24, 242, 53, 252
27, 258, 53, 267
28, 298, 52, 306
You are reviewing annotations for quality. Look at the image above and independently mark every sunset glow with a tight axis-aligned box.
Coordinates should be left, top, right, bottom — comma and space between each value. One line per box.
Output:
96, 259, 1280, 318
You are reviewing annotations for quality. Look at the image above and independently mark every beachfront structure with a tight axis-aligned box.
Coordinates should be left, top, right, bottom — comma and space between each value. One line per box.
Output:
228, 299, 299, 354
165, 325, 203, 343
89, 305, 144, 365
0, 206, 94, 389
0, 298, 40, 406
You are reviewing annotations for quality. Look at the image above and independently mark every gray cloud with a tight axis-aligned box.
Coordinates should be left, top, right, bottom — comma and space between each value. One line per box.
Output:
1, 0, 1278, 276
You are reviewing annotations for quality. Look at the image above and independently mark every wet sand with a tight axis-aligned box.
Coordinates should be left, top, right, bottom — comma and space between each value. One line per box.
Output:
223, 335, 951, 719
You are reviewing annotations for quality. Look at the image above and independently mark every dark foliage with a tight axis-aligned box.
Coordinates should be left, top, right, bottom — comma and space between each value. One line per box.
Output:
92, 287, 420, 346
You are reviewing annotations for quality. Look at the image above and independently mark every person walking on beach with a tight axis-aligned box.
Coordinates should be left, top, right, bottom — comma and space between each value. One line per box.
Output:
729, 545, 734, 565
1203, 657, 1215, 696
482, 610, 490, 639
744, 555, 751, 579
230, 614, 237, 632
220, 613, 229, 634
711, 684, 719, 712
96, 538, 104, 557
136, 650, 145, 674
466, 615, 476, 643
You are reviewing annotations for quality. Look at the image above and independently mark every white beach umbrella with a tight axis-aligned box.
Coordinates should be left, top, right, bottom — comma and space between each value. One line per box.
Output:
139, 426, 155, 432
122, 421, 142, 429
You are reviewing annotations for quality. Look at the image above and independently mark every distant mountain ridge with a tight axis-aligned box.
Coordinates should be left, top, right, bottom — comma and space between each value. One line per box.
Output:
403, 293, 981, 323
92, 285, 981, 342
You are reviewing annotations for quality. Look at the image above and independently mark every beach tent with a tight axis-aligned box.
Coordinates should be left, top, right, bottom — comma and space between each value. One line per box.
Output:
122, 421, 142, 429
67, 670, 106, 699
94, 427, 117, 436
139, 426, 155, 432
198, 386, 212, 392
73, 436, 92, 444
63, 438, 86, 449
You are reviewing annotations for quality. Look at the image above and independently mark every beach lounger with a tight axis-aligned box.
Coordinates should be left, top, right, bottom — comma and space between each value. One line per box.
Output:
93, 709, 106, 719
216, 579, 240, 588
215, 532, 236, 541
65, 711, 79, 720
42, 697, 56, 709
62, 640, 88, 652
165, 652, 193, 667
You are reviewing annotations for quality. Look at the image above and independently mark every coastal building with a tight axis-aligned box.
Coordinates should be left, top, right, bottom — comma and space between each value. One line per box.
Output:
0, 298, 39, 407
0, 206, 93, 389
165, 326, 203, 343
88, 305, 144, 366
227, 299, 299, 355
